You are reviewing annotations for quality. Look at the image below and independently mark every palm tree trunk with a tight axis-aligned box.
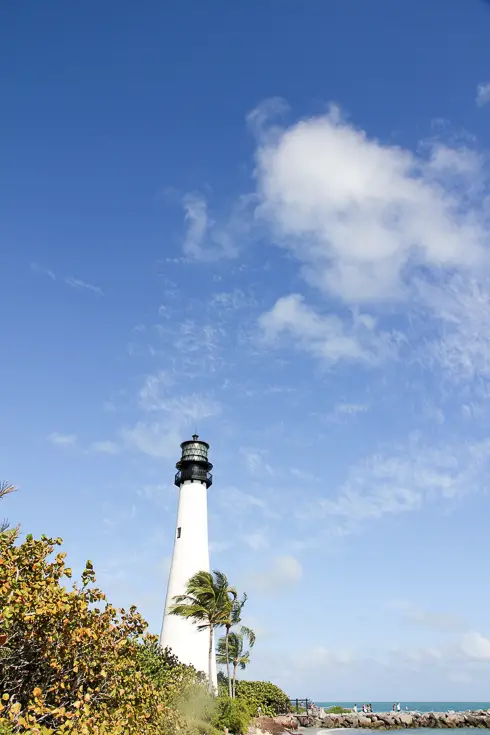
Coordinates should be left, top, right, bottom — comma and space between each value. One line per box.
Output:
208, 625, 214, 694
225, 624, 232, 698
232, 663, 237, 698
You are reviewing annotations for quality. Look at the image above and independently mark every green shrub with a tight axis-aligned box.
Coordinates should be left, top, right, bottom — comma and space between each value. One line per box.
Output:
326, 705, 350, 713
233, 680, 291, 716
212, 696, 252, 735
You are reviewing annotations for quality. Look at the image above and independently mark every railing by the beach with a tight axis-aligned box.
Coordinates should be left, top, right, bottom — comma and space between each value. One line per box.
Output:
288, 698, 313, 714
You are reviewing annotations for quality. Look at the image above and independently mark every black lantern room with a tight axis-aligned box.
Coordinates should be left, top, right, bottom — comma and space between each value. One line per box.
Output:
174, 434, 213, 488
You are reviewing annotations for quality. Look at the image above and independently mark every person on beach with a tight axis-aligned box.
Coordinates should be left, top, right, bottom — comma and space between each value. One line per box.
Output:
353, 704, 358, 713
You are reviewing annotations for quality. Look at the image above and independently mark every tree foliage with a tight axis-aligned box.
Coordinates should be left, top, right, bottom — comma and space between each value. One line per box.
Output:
220, 592, 255, 699
211, 697, 252, 735
231, 680, 291, 717
216, 631, 253, 699
170, 570, 237, 693
0, 531, 211, 734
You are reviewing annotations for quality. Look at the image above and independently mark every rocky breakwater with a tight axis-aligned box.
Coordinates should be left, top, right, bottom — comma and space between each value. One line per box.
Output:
296, 709, 490, 729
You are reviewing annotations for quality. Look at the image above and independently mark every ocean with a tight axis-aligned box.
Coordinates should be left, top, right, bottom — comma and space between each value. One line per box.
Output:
314, 703, 490, 713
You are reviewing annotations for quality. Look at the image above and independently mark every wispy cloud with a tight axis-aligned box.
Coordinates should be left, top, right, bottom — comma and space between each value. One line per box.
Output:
119, 369, 222, 459
243, 528, 270, 551
139, 370, 220, 419
318, 436, 490, 531
476, 82, 490, 107
240, 446, 273, 475
418, 276, 490, 383
181, 192, 238, 261
89, 440, 121, 455
334, 402, 369, 416
31, 263, 56, 280
120, 421, 181, 459
259, 293, 397, 366
323, 401, 370, 423
48, 432, 78, 446
248, 555, 302, 594
63, 276, 103, 295
389, 601, 465, 632
31, 263, 103, 295
461, 632, 490, 660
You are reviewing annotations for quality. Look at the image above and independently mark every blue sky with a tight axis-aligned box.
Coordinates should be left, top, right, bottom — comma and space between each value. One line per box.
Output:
3, 0, 490, 701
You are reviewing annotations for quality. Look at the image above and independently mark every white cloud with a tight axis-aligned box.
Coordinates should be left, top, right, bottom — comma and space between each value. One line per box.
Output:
120, 422, 181, 459
334, 402, 369, 416
90, 440, 121, 455
319, 436, 490, 529
63, 276, 103, 295
243, 529, 270, 551
240, 447, 273, 475
259, 293, 396, 366
297, 645, 355, 669
217, 486, 269, 515
419, 276, 490, 382
253, 103, 488, 305
211, 289, 256, 312
209, 540, 233, 554
182, 193, 238, 261
121, 371, 221, 459
31, 262, 56, 280
407, 610, 462, 632
461, 632, 490, 660
138, 371, 175, 411
476, 82, 490, 107
31, 263, 103, 295
250, 554, 302, 594
48, 432, 77, 446
390, 601, 464, 632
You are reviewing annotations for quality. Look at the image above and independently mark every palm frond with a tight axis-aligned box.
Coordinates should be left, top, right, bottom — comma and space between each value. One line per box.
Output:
0, 483, 17, 534
240, 624, 256, 648
0, 482, 17, 500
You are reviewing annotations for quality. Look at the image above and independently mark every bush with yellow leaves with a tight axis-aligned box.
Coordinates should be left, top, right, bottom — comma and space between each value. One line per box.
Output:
0, 531, 211, 734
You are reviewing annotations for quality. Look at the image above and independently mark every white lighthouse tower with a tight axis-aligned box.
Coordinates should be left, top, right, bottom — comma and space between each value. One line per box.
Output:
159, 434, 217, 689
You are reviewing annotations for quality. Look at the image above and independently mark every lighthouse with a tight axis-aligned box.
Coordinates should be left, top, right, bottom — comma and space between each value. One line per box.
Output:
159, 434, 217, 689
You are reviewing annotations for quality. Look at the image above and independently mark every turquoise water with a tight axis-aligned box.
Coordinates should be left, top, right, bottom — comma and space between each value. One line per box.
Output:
315, 702, 490, 713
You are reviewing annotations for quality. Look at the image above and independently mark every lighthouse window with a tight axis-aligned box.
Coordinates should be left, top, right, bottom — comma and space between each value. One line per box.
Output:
182, 442, 208, 462
177, 527, 181, 538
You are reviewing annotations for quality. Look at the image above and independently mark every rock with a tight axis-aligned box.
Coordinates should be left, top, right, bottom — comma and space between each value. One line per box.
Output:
377, 713, 396, 725
286, 709, 490, 730
344, 714, 360, 727
446, 714, 464, 727
399, 713, 413, 727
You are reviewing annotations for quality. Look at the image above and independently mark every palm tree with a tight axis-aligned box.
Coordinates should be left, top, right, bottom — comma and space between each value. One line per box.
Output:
222, 594, 256, 697
169, 569, 237, 693
216, 630, 255, 698
0, 482, 17, 534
